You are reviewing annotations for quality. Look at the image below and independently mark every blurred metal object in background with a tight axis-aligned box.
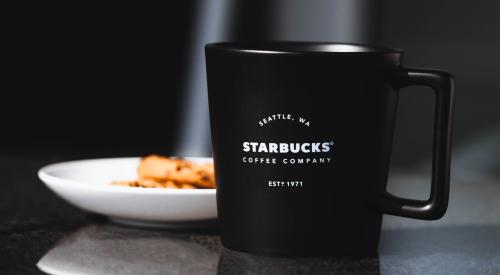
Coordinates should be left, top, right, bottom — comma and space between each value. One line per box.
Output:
174, 0, 376, 156
270, 0, 376, 43
175, 0, 234, 156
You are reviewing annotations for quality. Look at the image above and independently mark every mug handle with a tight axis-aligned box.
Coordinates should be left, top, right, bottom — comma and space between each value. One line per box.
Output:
378, 67, 455, 220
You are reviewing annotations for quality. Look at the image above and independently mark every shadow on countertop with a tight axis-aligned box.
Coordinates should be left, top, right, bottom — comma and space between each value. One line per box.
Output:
36, 222, 500, 275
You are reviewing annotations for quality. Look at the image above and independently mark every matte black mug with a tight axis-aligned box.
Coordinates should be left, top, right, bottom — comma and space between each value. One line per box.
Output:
205, 42, 455, 256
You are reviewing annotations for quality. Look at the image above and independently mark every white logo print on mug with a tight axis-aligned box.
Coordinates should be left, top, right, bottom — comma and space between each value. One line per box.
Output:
241, 113, 334, 165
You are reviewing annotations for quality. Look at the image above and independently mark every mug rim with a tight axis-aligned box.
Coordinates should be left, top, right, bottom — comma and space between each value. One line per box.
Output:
206, 41, 403, 55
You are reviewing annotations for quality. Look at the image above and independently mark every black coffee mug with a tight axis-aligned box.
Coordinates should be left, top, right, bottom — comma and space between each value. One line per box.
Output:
205, 42, 455, 256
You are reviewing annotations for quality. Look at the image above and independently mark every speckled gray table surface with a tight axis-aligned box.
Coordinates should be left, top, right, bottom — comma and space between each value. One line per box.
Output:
1, 155, 500, 275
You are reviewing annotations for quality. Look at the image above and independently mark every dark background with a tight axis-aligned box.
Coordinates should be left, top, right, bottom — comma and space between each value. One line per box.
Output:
1, 0, 499, 174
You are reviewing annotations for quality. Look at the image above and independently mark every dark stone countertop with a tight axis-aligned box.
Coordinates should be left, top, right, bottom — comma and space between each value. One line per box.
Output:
1, 154, 500, 275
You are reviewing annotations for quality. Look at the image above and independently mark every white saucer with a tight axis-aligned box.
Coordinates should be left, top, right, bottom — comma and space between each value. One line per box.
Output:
38, 157, 217, 227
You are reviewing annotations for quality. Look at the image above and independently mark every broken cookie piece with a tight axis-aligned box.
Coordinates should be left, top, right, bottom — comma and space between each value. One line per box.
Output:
137, 155, 216, 188
112, 155, 216, 189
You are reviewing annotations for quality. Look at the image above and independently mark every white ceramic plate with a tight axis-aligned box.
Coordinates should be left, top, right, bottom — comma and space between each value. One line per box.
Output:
38, 157, 217, 227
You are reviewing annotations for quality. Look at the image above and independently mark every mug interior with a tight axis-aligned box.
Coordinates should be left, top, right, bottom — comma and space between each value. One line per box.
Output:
207, 42, 402, 54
